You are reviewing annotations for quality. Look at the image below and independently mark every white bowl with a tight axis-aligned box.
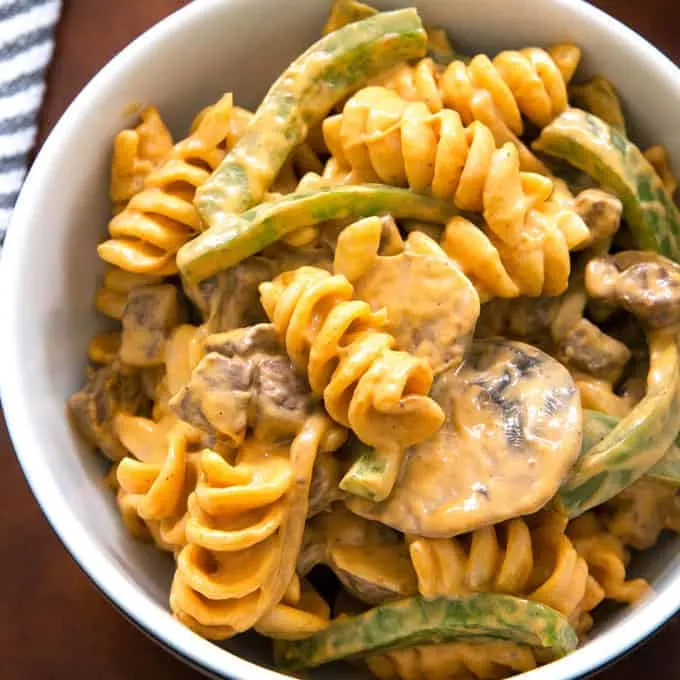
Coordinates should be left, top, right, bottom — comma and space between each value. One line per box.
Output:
1, 0, 679, 678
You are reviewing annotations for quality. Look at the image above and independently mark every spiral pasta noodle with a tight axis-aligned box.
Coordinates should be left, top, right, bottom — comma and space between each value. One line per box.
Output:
372, 44, 580, 171
259, 266, 445, 454
441, 213, 574, 299
98, 94, 249, 275
115, 418, 200, 552
324, 87, 589, 289
407, 514, 596, 624
363, 514, 599, 679
366, 641, 538, 680
110, 106, 173, 213
567, 512, 650, 605
170, 412, 336, 640
254, 575, 331, 640
438, 46, 579, 132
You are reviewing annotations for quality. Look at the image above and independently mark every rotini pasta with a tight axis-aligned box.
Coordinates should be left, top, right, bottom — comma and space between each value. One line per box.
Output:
567, 513, 650, 604
115, 417, 200, 551
372, 44, 579, 173
98, 94, 247, 274
254, 576, 331, 640
438, 46, 579, 131
366, 641, 538, 680
375, 45, 579, 125
259, 266, 445, 487
324, 86, 590, 293
407, 514, 595, 624
110, 106, 173, 213
170, 412, 337, 639
95, 267, 165, 321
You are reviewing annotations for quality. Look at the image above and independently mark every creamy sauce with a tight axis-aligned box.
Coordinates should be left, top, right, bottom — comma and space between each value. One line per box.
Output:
347, 339, 582, 536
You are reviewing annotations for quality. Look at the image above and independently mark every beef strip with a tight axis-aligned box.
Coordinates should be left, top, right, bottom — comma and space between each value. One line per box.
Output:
170, 324, 313, 443
120, 284, 183, 366
68, 362, 146, 460
557, 318, 631, 383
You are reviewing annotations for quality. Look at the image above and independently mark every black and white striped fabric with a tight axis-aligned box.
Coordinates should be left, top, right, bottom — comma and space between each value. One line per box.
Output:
0, 0, 61, 247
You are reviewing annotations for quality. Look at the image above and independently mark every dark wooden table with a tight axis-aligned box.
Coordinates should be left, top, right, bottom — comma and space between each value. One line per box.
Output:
2, 0, 679, 677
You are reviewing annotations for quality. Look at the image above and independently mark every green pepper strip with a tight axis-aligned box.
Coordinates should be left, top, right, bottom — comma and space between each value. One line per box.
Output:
533, 108, 680, 261
339, 440, 394, 501
559, 330, 680, 516
581, 410, 680, 486
273, 593, 578, 670
179, 185, 458, 283
323, 0, 458, 65
194, 9, 427, 224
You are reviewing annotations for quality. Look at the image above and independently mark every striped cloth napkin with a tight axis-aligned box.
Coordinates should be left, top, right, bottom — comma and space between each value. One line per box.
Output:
0, 0, 62, 247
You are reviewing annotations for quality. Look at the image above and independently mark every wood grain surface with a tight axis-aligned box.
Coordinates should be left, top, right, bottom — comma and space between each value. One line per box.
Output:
2, 0, 680, 678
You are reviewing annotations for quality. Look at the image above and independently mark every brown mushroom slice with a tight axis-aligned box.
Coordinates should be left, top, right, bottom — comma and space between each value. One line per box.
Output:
586, 251, 680, 328
352, 232, 480, 373
329, 544, 418, 605
347, 339, 582, 537
298, 506, 417, 605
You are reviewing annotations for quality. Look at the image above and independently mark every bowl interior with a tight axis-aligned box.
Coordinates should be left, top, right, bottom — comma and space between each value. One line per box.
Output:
2, 0, 680, 678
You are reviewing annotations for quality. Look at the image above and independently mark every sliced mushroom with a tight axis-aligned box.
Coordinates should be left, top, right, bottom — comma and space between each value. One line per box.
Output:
120, 284, 184, 366
68, 362, 147, 460
341, 229, 480, 373
299, 506, 417, 605
170, 324, 313, 444
586, 251, 680, 328
347, 339, 582, 537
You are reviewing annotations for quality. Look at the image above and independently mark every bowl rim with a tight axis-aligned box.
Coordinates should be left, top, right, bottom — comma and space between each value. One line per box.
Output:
2, 0, 680, 679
